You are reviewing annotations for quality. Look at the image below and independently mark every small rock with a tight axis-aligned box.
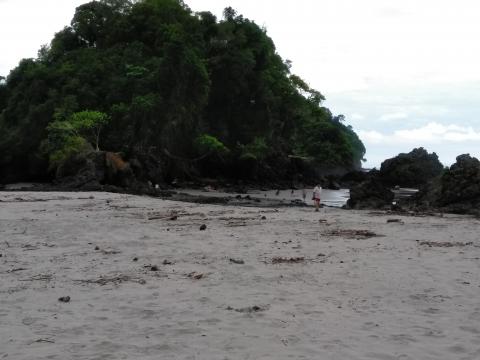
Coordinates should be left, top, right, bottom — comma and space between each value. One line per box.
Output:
150, 265, 159, 271
133, 257, 138, 262
170, 215, 178, 221
163, 260, 173, 265
188, 272, 204, 280
317, 253, 326, 257
58, 296, 71, 303
261, 216, 267, 220
199, 224, 207, 231
94, 246, 100, 251
229, 258, 245, 264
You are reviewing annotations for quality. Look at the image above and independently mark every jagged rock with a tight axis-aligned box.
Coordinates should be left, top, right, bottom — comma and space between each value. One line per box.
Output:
379, 147, 444, 187
56, 151, 106, 189
347, 172, 394, 209
55, 151, 138, 190
413, 154, 480, 215
439, 154, 480, 215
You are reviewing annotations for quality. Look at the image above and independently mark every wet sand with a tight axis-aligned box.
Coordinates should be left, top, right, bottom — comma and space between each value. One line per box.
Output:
1, 191, 480, 360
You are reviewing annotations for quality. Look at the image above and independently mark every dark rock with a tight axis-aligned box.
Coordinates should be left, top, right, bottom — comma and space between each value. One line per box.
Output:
133, 257, 138, 262
150, 265, 159, 271
379, 147, 444, 187
439, 154, 480, 215
94, 246, 100, 251
413, 154, 480, 215
347, 173, 394, 209
229, 258, 245, 264
199, 224, 207, 231
58, 296, 71, 303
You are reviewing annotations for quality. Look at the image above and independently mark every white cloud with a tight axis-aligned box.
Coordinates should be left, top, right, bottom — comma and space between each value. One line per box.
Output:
350, 113, 365, 121
359, 122, 480, 145
379, 112, 409, 122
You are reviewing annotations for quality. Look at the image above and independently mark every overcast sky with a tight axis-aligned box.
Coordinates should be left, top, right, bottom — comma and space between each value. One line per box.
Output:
1, 0, 479, 167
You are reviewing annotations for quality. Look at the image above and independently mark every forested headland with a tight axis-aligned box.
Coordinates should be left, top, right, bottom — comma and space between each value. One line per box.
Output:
0, 0, 365, 187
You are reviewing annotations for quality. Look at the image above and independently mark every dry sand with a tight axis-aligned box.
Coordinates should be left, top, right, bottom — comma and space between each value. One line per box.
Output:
1, 191, 479, 360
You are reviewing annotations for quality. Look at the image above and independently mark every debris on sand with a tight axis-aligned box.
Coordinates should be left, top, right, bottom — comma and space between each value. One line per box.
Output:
19, 274, 53, 282
75, 275, 146, 286
227, 304, 269, 313
229, 258, 245, 264
101, 249, 121, 255
417, 240, 473, 248
199, 224, 207, 231
272, 256, 305, 264
325, 229, 380, 239
58, 296, 71, 303
163, 259, 174, 265
187, 272, 204, 280
387, 219, 404, 224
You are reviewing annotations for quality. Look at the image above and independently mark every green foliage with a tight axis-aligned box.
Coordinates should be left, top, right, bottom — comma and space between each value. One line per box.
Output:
239, 137, 269, 161
43, 110, 108, 170
0, 0, 365, 182
195, 134, 229, 155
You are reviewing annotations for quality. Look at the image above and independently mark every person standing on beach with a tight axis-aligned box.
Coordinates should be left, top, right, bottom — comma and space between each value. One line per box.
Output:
312, 185, 322, 211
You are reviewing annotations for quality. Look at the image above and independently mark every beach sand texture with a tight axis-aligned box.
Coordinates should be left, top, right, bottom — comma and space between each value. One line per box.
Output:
1, 191, 480, 360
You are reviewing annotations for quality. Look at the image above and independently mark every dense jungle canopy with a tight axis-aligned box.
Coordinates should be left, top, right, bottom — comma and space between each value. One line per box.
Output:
0, 0, 365, 184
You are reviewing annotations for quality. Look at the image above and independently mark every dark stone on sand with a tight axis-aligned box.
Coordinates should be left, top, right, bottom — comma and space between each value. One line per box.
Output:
229, 258, 245, 264
133, 257, 138, 262
346, 172, 394, 209
94, 246, 100, 251
261, 216, 267, 220
199, 224, 207, 231
58, 296, 71, 303
150, 265, 159, 271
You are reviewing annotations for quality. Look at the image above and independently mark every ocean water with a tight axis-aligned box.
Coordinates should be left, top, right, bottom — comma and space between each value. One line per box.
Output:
248, 188, 350, 208
182, 188, 350, 208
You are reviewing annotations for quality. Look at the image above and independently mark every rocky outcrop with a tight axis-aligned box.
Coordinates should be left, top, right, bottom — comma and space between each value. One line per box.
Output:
412, 154, 480, 215
55, 151, 137, 190
379, 147, 444, 187
438, 154, 480, 215
346, 171, 394, 209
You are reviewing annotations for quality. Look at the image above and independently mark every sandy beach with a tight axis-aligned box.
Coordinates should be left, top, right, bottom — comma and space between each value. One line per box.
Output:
1, 191, 479, 360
